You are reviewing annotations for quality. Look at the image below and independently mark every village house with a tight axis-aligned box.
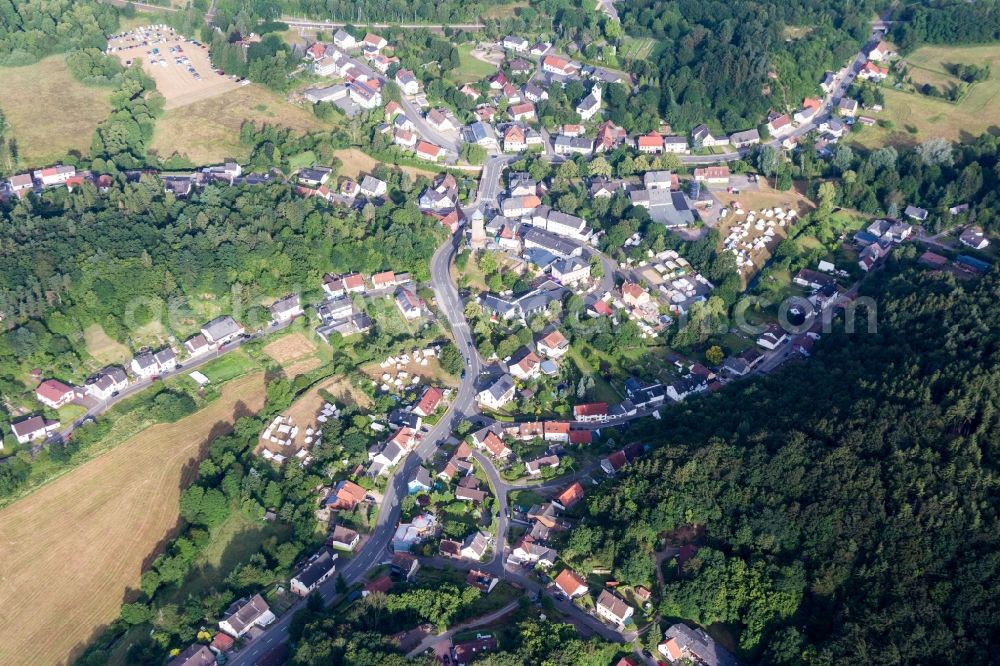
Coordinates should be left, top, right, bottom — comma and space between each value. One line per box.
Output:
131, 346, 177, 379
636, 131, 664, 154
554, 481, 585, 510
184, 333, 211, 357
525, 454, 560, 475
867, 40, 891, 61
536, 329, 569, 358
594, 120, 627, 152
960, 226, 990, 250
86, 366, 129, 400
858, 61, 889, 81
169, 644, 215, 666
767, 112, 792, 135
729, 128, 761, 148
509, 101, 536, 121
551, 256, 590, 284
201, 316, 244, 347
269, 294, 303, 323
691, 124, 729, 147
509, 349, 542, 380
10, 415, 60, 445
330, 524, 360, 551
461, 531, 490, 560
362, 32, 388, 51
596, 589, 635, 627
415, 141, 445, 162
290, 549, 338, 596
349, 79, 383, 108
503, 125, 527, 152
757, 324, 789, 350
659, 623, 739, 666
33, 165, 76, 187
326, 479, 367, 511
573, 402, 609, 423
503, 35, 529, 52
477, 374, 516, 410
395, 287, 424, 320
360, 175, 387, 198
479, 431, 513, 460
542, 55, 576, 77
622, 282, 651, 308
218, 594, 276, 638
35, 379, 78, 409
413, 386, 444, 417
334, 29, 356, 50
554, 569, 589, 598
394, 69, 419, 95
838, 97, 859, 116
693, 166, 730, 185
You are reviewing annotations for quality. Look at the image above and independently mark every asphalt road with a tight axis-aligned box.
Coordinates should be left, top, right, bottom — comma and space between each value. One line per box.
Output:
52, 320, 294, 445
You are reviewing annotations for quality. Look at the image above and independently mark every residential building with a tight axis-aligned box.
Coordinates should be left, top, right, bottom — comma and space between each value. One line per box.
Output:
395, 69, 419, 95
960, 226, 989, 250
509, 349, 542, 380
326, 479, 367, 510
691, 124, 728, 147
551, 256, 590, 284
201, 316, 244, 346
269, 294, 303, 322
667, 376, 708, 401
362, 33, 387, 51
525, 455, 559, 475
729, 128, 761, 148
767, 112, 792, 135
622, 282, 650, 307
554, 481, 585, 509
169, 644, 216, 666
542, 55, 576, 77
503, 35, 529, 52
349, 80, 383, 108
33, 165, 76, 186
290, 549, 338, 596
904, 205, 929, 222
509, 101, 536, 121
596, 589, 635, 627
867, 40, 890, 61
573, 402, 609, 422
636, 131, 664, 154
503, 125, 526, 152
35, 379, 77, 409
461, 531, 490, 560
693, 166, 730, 185
757, 324, 788, 350
858, 61, 889, 81
218, 594, 276, 638
838, 97, 859, 116
86, 366, 129, 400
360, 175, 387, 197
330, 524, 360, 551
11, 415, 60, 445
184, 333, 211, 357
395, 287, 424, 319
334, 29, 357, 50
663, 135, 690, 154
659, 623, 739, 666
536, 329, 569, 358
554, 135, 593, 156
553, 569, 589, 598
415, 141, 445, 162
594, 120, 627, 152
413, 386, 444, 417
477, 374, 515, 409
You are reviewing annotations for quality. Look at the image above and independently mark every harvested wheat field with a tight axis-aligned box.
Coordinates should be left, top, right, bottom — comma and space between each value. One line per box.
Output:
0, 374, 265, 666
264, 332, 317, 365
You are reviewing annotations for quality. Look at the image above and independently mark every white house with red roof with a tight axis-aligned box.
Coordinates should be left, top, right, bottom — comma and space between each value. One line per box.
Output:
415, 141, 445, 162
542, 55, 576, 76
573, 402, 609, 422
33, 165, 75, 187
413, 387, 444, 417
35, 379, 78, 409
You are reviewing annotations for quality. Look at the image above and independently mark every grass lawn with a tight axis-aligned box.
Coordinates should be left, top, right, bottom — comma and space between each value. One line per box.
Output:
333, 147, 438, 181
149, 84, 328, 165
850, 44, 1000, 149
450, 43, 499, 85
621, 36, 656, 61
0, 56, 112, 166
480, 1, 526, 19
565, 346, 624, 403
84, 324, 132, 368
365, 296, 421, 338
199, 349, 257, 383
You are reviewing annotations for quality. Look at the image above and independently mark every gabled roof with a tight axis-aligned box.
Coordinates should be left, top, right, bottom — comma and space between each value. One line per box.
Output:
554, 568, 587, 596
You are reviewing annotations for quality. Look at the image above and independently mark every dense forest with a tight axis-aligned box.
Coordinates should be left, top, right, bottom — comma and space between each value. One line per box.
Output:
573, 258, 1000, 663
0, 0, 118, 65
619, 0, 879, 132
892, 0, 1000, 52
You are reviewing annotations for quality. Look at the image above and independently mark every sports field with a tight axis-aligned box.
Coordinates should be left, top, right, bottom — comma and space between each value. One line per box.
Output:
0, 56, 112, 165
0, 374, 266, 666
852, 44, 1000, 148
149, 83, 327, 164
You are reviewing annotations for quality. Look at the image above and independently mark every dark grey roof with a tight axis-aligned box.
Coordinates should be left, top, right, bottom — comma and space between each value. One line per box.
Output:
293, 549, 337, 590
201, 315, 242, 343
486, 374, 515, 400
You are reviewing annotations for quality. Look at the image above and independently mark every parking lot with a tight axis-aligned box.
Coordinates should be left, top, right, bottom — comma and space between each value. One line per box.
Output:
107, 25, 240, 109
